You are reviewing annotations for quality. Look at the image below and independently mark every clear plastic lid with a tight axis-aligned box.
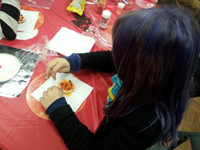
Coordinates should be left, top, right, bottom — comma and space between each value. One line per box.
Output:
102, 10, 111, 19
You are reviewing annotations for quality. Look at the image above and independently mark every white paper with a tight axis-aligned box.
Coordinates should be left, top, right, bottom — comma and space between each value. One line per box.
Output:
31, 73, 93, 112
48, 27, 95, 56
16, 29, 38, 40
17, 10, 39, 32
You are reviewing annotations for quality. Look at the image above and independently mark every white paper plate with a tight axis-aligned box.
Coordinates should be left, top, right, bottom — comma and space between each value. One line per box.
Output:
16, 29, 38, 40
0, 54, 21, 82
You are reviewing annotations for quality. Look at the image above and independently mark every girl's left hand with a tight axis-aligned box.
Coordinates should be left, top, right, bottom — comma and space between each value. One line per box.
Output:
40, 86, 63, 110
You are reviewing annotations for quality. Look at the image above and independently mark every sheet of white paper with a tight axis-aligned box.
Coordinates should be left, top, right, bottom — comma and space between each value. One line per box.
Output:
16, 29, 38, 40
17, 10, 39, 32
48, 27, 95, 56
31, 73, 93, 112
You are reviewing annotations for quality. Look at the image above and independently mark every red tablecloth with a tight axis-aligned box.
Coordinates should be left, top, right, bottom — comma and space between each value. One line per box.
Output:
0, 0, 153, 149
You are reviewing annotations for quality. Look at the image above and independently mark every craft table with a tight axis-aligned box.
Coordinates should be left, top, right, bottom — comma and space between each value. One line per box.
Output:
0, 0, 152, 149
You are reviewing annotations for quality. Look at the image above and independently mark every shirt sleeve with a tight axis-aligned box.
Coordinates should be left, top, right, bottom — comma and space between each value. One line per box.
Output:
62, 53, 81, 72
78, 51, 116, 73
0, 0, 20, 40
49, 105, 161, 150
46, 97, 67, 116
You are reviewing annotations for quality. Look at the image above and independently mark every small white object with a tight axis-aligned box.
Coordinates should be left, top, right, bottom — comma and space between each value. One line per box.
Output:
117, 2, 125, 9
100, 10, 111, 29
102, 10, 111, 19
16, 29, 38, 40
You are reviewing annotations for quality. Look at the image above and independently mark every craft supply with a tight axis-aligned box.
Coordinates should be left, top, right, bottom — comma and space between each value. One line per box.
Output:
67, 0, 86, 16
97, 0, 106, 14
48, 27, 95, 56
116, 2, 125, 15
71, 12, 92, 31
100, 10, 111, 29
59, 79, 75, 94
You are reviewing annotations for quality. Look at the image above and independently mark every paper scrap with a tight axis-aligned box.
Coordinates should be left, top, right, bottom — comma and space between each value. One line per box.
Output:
48, 27, 95, 56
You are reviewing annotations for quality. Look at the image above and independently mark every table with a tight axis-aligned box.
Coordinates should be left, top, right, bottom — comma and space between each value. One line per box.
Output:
0, 0, 151, 149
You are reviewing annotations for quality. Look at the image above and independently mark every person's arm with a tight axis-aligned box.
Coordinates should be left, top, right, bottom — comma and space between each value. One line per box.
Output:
49, 105, 161, 150
78, 51, 116, 73
40, 87, 160, 150
46, 51, 116, 80
0, 0, 20, 40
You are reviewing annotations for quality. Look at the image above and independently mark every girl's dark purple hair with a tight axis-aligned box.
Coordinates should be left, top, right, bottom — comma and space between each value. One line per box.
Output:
104, 6, 200, 146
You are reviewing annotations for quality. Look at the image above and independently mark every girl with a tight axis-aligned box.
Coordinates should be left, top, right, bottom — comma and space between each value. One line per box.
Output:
0, 0, 20, 40
40, 6, 200, 150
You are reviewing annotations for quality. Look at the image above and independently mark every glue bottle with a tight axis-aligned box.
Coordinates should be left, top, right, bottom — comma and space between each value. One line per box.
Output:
97, 0, 106, 14
100, 10, 111, 29
116, 2, 125, 15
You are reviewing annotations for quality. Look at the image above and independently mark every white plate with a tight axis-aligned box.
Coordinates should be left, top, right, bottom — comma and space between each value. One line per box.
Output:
0, 54, 20, 82
16, 29, 38, 40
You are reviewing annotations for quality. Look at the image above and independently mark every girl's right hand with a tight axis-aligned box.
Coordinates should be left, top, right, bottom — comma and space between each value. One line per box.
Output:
46, 58, 70, 80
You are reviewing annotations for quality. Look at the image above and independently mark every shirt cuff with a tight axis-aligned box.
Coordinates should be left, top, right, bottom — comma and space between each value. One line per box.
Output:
62, 53, 81, 72
46, 97, 67, 116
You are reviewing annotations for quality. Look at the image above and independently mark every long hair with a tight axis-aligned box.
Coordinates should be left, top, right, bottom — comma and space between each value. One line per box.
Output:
157, 0, 200, 25
104, 6, 200, 146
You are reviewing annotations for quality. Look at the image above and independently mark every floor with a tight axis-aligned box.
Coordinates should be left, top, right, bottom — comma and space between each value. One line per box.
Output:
174, 97, 200, 150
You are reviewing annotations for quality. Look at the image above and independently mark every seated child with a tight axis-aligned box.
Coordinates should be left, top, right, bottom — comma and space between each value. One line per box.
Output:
41, 6, 200, 150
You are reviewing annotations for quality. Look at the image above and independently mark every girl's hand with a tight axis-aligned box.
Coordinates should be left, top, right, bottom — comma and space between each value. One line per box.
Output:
46, 58, 70, 80
40, 86, 63, 110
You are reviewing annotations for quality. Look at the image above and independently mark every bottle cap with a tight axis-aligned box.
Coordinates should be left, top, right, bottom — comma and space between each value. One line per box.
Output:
102, 10, 111, 19
117, 2, 125, 9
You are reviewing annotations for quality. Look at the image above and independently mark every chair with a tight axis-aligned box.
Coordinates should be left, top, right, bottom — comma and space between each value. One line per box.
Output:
147, 131, 200, 150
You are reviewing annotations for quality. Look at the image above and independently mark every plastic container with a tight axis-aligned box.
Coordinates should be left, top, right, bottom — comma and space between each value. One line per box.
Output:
116, 2, 125, 15
100, 10, 111, 29
20, 0, 55, 9
97, 0, 106, 14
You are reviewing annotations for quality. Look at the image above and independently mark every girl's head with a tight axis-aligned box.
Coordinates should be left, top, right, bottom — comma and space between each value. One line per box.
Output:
106, 6, 200, 146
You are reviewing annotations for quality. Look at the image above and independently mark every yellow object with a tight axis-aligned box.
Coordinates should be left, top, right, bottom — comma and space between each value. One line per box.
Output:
108, 83, 115, 100
67, 0, 86, 16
